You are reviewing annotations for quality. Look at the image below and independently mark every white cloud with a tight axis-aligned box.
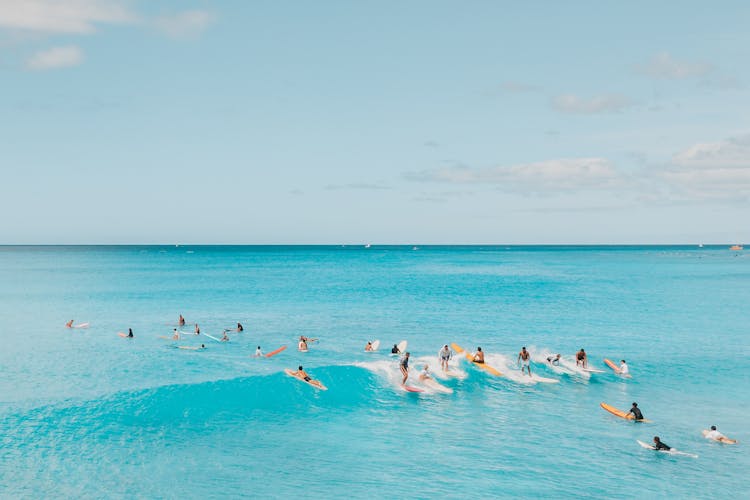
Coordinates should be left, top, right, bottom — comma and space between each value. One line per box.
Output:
406, 158, 623, 193
154, 10, 215, 39
0, 0, 134, 34
25, 45, 83, 70
658, 135, 750, 201
551, 94, 631, 114
635, 51, 713, 80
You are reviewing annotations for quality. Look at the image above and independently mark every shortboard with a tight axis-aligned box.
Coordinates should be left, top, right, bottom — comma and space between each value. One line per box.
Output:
637, 440, 698, 458
600, 402, 652, 422
284, 368, 327, 390
265, 345, 287, 358
702, 429, 738, 444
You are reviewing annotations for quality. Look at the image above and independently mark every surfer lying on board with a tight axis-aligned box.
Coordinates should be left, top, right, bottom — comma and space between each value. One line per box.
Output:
294, 365, 312, 382
438, 345, 452, 371
66, 320, 74, 328
547, 354, 561, 365
518, 347, 531, 376
365, 341, 374, 351
576, 349, 587, 368
628, 402, 644, 421
704, 426, 736, 443
472, 347, 485, 364
400, 352, 410, 384
653, 436, 671, 451
391, 344, 401, 354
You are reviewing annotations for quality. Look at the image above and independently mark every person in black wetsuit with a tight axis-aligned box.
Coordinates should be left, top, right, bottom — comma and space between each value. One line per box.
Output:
391, 344, 400, 354
127, 328, 133, 338
653, 436, 670, 450
628, 402, 644, 421
400, 352, 410, 385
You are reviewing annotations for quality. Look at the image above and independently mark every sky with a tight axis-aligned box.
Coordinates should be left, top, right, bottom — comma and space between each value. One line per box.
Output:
1, 0, 749, 244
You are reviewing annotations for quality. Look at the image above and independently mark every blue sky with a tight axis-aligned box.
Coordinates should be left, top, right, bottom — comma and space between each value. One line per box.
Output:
1, 1, 748, 244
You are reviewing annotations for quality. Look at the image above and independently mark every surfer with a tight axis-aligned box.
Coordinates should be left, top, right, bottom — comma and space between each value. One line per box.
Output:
221, 331, 229, 342
517, 346, 532, 376
391, 344, 401, 354
294, 365, 312, 382
236, 323, 244, 332
178, 314, 186, 327
172, 328, 180, 340
653, 436, 671, 451
704, 425, 736, 443
127, 328, 133, 338
438, 345, 452, 371
472, 347, 485, 364
546, 354, 561, 365
627, 402, 644, 421
400, 352, 410, 385
254, 346, 263, 357
576, 348, 587, 368
365, 341, 374, 352
418, 364, 432, 381
299, 337, 308, 351
618, 360, 629, 375
65, 320, 74, 328
194, 324, 200, 334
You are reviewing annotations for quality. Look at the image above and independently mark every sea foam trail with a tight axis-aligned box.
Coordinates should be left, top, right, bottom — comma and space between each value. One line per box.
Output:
529, 347, 590, 380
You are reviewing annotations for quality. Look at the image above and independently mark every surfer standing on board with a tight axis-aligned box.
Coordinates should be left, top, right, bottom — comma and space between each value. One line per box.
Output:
438, 345, 452, 371
576, 348, 587, 368
518, 347, 532, 376
400, 352, 410, 385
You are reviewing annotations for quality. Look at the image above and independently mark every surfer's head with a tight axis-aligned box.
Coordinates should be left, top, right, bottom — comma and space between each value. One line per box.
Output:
711, 425, 717, 430
632, 402, 638, 407
298, 365, 303, 370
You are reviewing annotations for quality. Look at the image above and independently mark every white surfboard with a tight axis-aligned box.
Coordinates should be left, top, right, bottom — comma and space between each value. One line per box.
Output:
390, 340, 408, 355
366, 340, 380, 352
421, 378, 453, 394
204, 333, 223, 343
529, 374, 559, 384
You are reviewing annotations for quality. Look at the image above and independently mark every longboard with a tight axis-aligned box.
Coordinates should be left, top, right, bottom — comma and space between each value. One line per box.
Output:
158, 335, 180, 340
284, 368, 327, 390
637, 440, 697, 458
451, 343, 503, 377
702, 429, 738, 444
421, 378, 453, 393
604, 358, 632, 378
72, 323, 89, 329
204, 333, 223, 343
177, 345, 206, 350
402, 385, 424, 393
265, 345, 287, 358
600, 402, 652, 422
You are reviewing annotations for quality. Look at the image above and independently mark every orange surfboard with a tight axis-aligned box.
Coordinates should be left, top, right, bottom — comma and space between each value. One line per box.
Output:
265, 345, 287, 358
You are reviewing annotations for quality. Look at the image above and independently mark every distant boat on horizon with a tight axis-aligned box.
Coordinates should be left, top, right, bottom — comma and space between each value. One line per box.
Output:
364, 244, 371, 249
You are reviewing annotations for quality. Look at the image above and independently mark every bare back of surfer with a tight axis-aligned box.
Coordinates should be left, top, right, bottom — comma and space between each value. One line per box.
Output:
473, 347, 485, 364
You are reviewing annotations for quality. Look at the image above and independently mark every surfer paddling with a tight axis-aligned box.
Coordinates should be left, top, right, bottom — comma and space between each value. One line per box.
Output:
65, 320, 74, 328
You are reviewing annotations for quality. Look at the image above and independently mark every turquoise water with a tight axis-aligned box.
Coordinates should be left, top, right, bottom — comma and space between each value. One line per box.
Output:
1, 245, 747, 498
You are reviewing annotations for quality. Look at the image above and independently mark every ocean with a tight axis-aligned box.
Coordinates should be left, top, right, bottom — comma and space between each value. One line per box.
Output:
0, 245, 747, 498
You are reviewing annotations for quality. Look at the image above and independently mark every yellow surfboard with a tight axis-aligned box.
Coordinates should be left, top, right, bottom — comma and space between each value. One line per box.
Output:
451, 343, 503, 377
600, 402, 652, 422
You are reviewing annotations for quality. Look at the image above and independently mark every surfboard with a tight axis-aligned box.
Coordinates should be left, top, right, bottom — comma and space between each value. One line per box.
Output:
600, 402, 652, 422
117, 332, 130, 338
452, 343, 502, 376
529, 374, 559, 384
73, 322, 89, 329
158, 335, 179, 340
177, 345, 206, 350
265, 345, 287, 358
365, 340, 380, 352
637, 440, 697, 458
702, 429, 738, 444
204, 333, 223, 343
421, 378, 453, 393
402, 385, 424, 393
284, 368, 327, 390
604, 358, 632, 377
